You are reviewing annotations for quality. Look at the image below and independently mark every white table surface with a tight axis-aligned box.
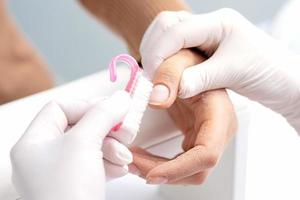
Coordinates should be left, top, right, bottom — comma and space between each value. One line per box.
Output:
0, 69, 299, 200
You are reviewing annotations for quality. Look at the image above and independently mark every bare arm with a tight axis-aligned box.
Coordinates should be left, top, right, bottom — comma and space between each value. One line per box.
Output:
79, 0, 190, 60
0, 1, 53, 104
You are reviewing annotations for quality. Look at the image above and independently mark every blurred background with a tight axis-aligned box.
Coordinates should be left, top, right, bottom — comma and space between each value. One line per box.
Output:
7, 0, 286, 84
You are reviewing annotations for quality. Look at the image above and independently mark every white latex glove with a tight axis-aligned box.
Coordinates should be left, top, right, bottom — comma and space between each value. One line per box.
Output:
10, 91, 131, 200
141, 9, 300, 133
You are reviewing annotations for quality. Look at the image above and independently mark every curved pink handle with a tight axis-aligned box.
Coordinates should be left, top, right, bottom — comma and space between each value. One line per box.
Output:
108, 54, 140, 132
109, 54, 140, 93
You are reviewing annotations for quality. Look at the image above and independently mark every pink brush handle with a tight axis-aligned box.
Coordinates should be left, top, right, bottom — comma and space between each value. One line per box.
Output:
109, 54, 140, 94
108, 54, 140, 131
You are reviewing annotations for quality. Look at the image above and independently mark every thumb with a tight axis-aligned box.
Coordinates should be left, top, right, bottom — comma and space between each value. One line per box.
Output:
178, 58, 226, 99
70, 91, 130, 142
149, 49, 206, 108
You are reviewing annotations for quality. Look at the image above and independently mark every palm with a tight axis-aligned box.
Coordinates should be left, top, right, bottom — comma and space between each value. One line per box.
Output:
168, 90, 236, 153
131, 49, 237, 184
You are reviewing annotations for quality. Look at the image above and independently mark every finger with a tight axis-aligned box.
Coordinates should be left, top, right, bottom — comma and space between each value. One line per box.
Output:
130, 147, 168, 178
22, 99, 92, 141
141, 11, 192, 79
178, 58, 227, 99
146, 145, 218, 184
102, 137, 133, 166
104, 160, 128, 181
70, 91, 130, 142
142, 10, 225, 73
131, 147, 210, 185
171, 90, 236, 184
149, 49, 205, 108
55, 99, 94, 124
168, 171, 209, 185
181, 129, 198, 151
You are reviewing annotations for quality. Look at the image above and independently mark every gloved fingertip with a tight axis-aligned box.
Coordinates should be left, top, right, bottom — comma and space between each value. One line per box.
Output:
116, 148, 133, 164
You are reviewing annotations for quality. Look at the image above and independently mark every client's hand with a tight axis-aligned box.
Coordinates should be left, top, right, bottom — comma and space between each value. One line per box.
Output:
141, 9, 300, 133
130, 50, 237, 184
10, 91, 131, 200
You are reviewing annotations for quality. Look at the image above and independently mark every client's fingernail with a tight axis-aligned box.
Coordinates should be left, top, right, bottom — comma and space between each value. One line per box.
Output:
146, 177, 168, 185
149, 84, 170, 105
129, 165, 141, 176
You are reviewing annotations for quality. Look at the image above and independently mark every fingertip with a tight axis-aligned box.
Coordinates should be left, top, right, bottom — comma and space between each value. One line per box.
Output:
148, 82, 179, 109
146, 167, 169, 185
104, 161, 129, 181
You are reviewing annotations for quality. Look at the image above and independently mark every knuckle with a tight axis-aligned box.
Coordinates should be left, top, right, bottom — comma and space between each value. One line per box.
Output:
217, 8, 241, 30
205, 151, 219, 168
217, 8, 240, 18
156, 11, 174, 22
216, 8, 244, 28
155, 66, 180, 86
193, 173, 208, 185
193, 146, 219, 168
156, 11, 178, 31
177, 10, 192, 21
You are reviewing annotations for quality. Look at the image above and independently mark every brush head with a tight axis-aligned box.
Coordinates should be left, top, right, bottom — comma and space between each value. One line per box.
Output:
115, 73, 153, 144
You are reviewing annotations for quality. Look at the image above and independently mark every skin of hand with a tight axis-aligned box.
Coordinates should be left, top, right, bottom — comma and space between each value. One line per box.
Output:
77, 1, 238, 184
10, 91, 132, 200
0, 1, 53, 104
130, 49, 237, 184
141, 9, 300, 133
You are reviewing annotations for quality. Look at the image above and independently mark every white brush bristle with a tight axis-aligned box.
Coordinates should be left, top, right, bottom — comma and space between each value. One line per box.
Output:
122, 73, 153, 135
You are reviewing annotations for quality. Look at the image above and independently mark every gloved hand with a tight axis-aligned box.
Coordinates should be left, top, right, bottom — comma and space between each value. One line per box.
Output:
140, 9, 300, 133
10, 91, 131, 200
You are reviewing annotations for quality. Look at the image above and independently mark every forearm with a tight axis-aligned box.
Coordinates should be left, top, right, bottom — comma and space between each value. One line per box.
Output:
79, 0, 190, 60
0, 1, 53, 104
